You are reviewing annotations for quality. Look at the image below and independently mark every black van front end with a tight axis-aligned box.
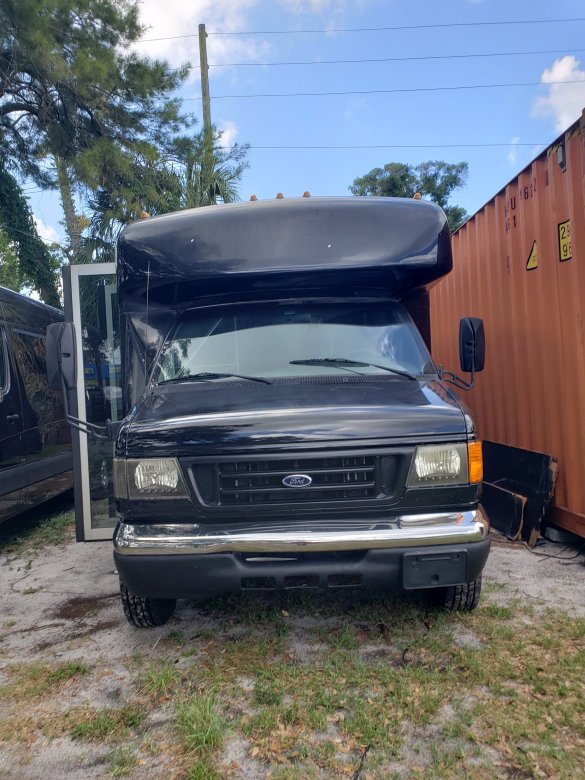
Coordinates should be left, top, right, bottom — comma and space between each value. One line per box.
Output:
112, 374, 490, 610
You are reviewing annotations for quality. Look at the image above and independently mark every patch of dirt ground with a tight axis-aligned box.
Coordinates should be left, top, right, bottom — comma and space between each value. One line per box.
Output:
0, 521, 584, 779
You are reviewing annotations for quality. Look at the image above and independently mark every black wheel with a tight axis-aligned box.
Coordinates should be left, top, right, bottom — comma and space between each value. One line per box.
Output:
119, 579, 177, 627
429, 575, 482, 612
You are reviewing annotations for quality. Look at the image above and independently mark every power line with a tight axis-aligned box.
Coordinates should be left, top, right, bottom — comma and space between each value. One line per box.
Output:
226, 143, 545, 150
180, 46, 585, 70
185, 78, 585, 100
137, 17, 585, 42
0, 223, 66, 249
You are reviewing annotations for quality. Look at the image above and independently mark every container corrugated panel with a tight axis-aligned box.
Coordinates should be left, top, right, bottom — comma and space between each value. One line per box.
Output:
430, 109, 585, 537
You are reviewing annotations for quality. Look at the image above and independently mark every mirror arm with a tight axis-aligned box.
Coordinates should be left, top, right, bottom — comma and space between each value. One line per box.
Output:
442, 363, 475, 391
59, 374, 109, 440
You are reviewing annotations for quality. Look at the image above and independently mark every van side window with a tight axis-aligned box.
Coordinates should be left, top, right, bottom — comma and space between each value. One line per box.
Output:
11, 329, 64, 425
0, 327, 7, 393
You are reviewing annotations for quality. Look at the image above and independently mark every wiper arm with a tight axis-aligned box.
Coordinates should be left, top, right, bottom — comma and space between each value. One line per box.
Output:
290, 357, 417, 381
159, 372, 272, 385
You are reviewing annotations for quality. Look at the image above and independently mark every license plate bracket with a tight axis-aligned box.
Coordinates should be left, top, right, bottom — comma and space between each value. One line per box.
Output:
403, 549, 468, 589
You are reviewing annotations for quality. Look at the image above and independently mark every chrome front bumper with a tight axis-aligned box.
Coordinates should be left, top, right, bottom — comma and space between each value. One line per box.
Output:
114, 509, 489, 556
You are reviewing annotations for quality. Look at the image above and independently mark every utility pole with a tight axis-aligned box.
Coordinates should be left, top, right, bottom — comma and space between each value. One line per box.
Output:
198, 23, 212, 133
198, 23, 214, 200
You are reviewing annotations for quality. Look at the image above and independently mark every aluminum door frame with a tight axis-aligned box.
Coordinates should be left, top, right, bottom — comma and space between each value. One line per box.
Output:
63, 262, 116, 541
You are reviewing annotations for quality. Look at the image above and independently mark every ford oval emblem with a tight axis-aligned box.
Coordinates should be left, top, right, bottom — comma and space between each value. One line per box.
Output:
282, 474, 312, 488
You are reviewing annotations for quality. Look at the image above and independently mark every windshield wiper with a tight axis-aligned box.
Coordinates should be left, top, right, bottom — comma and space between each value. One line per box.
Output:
159, 372, 272, 385
289, 357, 417, 381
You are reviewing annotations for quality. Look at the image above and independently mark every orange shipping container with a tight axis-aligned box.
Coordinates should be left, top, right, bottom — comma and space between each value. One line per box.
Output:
430, 109, 585, 539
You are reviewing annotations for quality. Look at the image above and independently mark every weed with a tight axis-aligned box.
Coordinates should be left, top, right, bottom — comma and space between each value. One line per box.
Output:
167, 629, 186, 645
22, 586, 43, 595
479, 603, 513, 620
330, 624, 359, 650
270, 768, 319, 780
108, 746, 137, 777
69, 704, 146, 741
241, 707, 279, 739
141, 660, 179, 697
177, 694, 225, 755
186, 757, 221, 780
253, 678, 284, 706
0, 661, 89, 699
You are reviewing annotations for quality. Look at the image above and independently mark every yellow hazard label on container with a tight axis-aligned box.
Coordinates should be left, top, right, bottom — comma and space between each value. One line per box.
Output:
526, 240, 538, 271
558, 219, 572, 262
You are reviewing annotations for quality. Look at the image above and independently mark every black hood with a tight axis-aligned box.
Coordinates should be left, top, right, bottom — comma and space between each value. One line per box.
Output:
123, 379, 466, 457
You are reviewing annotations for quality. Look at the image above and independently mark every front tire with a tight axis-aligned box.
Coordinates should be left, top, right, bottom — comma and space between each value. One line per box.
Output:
119, 579, 177, 627
430, 575, 482, 612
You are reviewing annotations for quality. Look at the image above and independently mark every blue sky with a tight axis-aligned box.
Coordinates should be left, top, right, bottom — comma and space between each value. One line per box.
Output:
28, 0, 585, 245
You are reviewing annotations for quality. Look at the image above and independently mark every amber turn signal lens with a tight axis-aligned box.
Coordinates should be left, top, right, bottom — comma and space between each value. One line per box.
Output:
467, 441, 483, 483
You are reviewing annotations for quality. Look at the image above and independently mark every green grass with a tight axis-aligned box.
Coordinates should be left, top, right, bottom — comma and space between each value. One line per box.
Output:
1, 569, 584, 779
186, 757, 221, 780
140, 660, 180, 697
69, 704, 146, 741
0, 509, 74, 555
0, 661, 89, 700
177, 694, 225, 755
108, 746, 138, 777
157, 595, 585, 778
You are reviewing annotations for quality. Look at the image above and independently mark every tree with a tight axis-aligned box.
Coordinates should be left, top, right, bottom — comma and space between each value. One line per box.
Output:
0, 163, 60, 303
166, 130, 249, 209
84, 128, 249, 263
350, 160, 469, 231
0, 0, 189, 259
0, 229, 21, 291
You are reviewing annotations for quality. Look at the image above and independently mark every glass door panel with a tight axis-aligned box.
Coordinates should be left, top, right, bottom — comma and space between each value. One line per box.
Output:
64, 263, 119, 541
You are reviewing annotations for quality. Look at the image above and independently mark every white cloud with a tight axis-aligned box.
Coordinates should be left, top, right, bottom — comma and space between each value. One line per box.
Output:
33, 215, 60, 244
279, 0, 378, 33
532, 55, 585, 132
280, 0, 376, 12
135, 0, 270, 79
217, 120, 239, 148
280, 0, 337, 11
507, 136, 520, 165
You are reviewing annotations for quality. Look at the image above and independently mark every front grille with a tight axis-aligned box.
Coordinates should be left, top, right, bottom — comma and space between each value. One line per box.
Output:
189, 453, 400, 508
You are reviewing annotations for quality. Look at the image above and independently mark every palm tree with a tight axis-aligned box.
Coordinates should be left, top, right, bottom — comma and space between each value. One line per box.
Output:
166, 130, 249, 209
82, 129, 249, 263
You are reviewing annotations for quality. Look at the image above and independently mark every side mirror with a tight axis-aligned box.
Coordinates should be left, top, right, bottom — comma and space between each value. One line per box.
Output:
46, 322, 77, 391
459, 317, 485, 373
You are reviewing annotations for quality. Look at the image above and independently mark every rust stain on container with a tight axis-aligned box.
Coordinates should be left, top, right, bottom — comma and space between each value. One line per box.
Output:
430, 109, 585, 538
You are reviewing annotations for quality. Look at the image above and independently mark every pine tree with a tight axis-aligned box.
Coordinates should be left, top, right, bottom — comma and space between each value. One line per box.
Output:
0, 0, 189, 259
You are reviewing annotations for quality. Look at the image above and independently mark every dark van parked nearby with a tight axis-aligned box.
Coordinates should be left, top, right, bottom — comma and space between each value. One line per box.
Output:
0, 286, 72, 522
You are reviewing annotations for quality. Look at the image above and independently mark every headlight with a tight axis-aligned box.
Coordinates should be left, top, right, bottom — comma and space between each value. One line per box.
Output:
134, 459, 179, 491
113, 458, 189, 499
407, 443, 468, 487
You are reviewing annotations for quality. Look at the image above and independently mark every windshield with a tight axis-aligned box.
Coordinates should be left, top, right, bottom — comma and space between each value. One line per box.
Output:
155, 301, 434, 383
